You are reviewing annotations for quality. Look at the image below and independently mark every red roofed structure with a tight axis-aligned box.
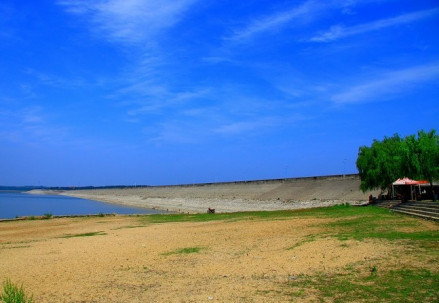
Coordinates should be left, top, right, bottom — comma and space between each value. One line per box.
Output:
392, 177, 428, 185
392, 177, 430, 201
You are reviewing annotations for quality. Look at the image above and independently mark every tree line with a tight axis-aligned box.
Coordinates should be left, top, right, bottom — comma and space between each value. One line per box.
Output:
356, 129, 439, 198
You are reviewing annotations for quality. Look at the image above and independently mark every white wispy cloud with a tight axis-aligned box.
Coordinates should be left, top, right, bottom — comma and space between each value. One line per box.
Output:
222, 0, 383, 43
332, 63, 439, 104
58, 0, 198, 43
145, 116, 273, 145
126, 88, 211, 116
145, 121, 203, 144
311, 7, 439, 42
224, 0, 324, 42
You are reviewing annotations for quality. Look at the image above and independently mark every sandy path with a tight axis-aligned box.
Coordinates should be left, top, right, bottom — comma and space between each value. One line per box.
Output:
1, 214, 434, 302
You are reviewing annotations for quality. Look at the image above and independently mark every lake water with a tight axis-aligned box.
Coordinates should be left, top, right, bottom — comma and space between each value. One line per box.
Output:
0, 192, 169, 219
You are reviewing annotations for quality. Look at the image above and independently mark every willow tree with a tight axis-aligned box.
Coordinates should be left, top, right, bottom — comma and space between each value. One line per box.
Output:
356, 134, 404, 192
402, 130, 439, 199
356, 130, 439, 197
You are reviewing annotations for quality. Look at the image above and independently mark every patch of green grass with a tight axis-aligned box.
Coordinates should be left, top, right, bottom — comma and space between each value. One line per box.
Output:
294, 204, 393, 219
139, 204, 394, 225
321, 209, 438, 244
352, 230, 439, 241
59, 231, 107, 238
1, 279, 33, 303
142, 211, 278, 224
287, 234, 318, 250
162, 246, 205, 256
289, 267, 439, 303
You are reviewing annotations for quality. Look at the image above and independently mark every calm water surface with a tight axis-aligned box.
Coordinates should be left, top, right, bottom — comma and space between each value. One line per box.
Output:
0, 192, 169, 219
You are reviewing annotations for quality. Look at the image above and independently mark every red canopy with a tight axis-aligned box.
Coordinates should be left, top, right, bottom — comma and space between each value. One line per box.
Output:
393, 177, 428, 185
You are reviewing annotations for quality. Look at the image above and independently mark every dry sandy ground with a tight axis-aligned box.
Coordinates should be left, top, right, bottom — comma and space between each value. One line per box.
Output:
37, 175, 379, 213
1, 215, 436, 302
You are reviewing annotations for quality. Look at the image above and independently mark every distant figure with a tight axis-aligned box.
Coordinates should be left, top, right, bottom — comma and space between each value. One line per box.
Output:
207, 208, 215, 214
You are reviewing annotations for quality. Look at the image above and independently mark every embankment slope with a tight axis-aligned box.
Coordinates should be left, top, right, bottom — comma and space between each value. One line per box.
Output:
57, 174, 378, 213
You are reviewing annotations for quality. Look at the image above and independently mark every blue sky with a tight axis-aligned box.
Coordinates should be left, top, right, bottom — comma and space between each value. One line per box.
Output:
1, 0, 438, 186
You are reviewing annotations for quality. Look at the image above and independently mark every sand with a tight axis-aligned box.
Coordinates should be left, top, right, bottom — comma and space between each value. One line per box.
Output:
41, 174, 379, 213
1, 214, 437, 302
2, 175, 400, 302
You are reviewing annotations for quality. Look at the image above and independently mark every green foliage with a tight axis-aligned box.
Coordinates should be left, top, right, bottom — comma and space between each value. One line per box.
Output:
414, 130, 439, 185
1, 279, 33, 303
357, 129, 439, 192
357, 134, 404, 191
289, 268, 439, 303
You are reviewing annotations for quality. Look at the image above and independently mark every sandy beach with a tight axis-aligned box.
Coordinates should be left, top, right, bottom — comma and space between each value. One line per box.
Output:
37, 175, 378, 213
6, 175, 424, 302
1, 211, 437, 302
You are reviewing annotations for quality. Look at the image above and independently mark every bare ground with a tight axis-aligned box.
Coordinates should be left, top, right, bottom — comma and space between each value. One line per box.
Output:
1, 214, 437, 302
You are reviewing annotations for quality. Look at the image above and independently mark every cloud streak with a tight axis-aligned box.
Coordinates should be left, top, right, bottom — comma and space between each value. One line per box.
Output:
224, 0, 323, 43
311, 8, 439, 42
126, 88, 211, 116
58, 0, 198, 43
222, 0, 382, 43
332, 63, 439, 104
